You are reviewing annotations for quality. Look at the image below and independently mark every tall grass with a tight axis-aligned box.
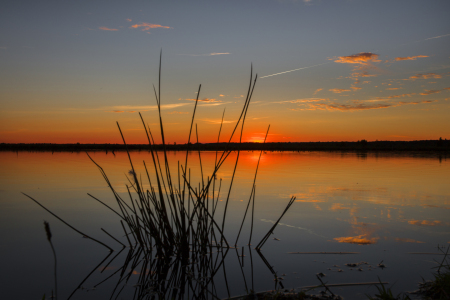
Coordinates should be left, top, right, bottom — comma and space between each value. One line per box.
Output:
25, 52, 296, 299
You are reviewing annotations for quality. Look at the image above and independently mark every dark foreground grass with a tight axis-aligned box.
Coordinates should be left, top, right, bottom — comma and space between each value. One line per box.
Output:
25, 53, 297, 300
413, 246, 450, 300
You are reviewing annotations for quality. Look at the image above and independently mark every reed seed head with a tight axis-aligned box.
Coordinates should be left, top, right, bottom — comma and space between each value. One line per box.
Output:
44, 221, 52, 241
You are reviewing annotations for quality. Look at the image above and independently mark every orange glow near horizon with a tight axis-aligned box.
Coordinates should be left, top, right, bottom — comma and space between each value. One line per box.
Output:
1, 92, 449, 144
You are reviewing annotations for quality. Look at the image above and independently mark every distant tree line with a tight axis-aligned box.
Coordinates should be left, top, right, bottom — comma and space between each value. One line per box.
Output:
1, 139, 449, 153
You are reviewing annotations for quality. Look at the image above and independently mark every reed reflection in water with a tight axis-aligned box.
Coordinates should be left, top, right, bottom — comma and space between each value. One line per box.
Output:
0, 151, 449, 299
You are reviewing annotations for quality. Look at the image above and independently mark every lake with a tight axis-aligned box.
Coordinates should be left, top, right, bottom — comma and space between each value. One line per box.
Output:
1, 150, 449, 299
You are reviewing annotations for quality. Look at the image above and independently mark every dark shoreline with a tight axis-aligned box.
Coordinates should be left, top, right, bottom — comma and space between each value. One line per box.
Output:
1, 140, 449, 153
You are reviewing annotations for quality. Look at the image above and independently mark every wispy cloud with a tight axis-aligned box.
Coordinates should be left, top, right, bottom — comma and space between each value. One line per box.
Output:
125, 18, 132, 22
200, 118, 236, 124
109, 103, 190, 112
294, 199, 325, 203
291, 99, 435, 112
408, 73, 442, 80
179, 52, 230, 56
395, 55, 428, 61
379, 93, 416, 99
198, 102, 227, 107
420, 89, 441, 95
129, 22, 171, 32
178, 98, 221, 103
313, 88, 322, 95
99, 26, 118, 31
260, 62, 329, 79
329, 88, 351, 94
275, 98, 328, 104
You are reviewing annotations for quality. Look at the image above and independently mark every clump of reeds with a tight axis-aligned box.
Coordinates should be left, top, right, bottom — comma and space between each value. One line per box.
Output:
86, 52, 293, 257
25, 52, 296, 299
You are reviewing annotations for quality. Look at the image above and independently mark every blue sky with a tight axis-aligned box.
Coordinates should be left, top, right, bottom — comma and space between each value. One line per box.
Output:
1, 0, 449, 143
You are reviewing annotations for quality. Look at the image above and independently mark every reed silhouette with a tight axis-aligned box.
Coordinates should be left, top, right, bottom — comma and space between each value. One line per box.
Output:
24, 52, 297, 299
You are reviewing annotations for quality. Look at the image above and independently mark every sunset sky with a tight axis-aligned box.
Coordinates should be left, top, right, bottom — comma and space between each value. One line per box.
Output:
1, 0, 449, 144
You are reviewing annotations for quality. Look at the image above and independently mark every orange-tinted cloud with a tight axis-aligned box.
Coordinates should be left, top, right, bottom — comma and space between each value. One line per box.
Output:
329, 88, 351, 93
395, 55, 429, 61
420, 90, 441, 95
298, 100, 434, 112
198, 102, 226, 107
179, 98, 221, 103
110, 103, 190, 112
200, 118, 235, 124
126, 18, 132, 22
334, 234, 379, 245
408, 73, 442, 80
380, 93, 416, 99
334, 52, 380, 65
351, 87, 362, 91
313, 88, 323, 95
356, 71, 377, 77
334, 53, 381, 79
319, 103, 391, 111
99, 26, 118, 31
386, 87, 401, 90
129, 23, 171, 31
276, 98, 328, 104
408, 220, 441, 226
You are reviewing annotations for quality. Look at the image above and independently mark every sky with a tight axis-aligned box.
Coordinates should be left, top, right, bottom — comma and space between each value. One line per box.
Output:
1, 0, 449, 144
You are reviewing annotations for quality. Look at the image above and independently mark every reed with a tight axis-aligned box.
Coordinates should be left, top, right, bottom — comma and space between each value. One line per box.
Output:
43, 221, 57, 300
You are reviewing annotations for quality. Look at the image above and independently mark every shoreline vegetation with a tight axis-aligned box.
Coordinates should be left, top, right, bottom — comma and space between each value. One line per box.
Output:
2, 139, 449, 153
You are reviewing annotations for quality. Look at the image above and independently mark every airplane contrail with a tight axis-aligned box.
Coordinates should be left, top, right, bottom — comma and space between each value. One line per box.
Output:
260, 62, 330, 79
424, 33, 450, 40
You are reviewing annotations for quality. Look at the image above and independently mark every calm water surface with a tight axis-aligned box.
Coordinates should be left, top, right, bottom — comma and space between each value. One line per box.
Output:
1, 151, 449, 299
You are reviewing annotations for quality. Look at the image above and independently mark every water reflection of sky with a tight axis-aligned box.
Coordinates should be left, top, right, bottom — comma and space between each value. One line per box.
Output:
0, 151, 449, 299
